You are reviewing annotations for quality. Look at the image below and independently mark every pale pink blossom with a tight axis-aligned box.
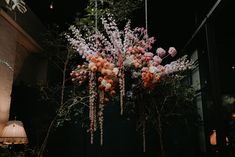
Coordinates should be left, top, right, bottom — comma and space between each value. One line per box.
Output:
168, 47, 177, 57
153, 56, 162, 66
137, 47, 145, 54
143, 52, 153, 62
156, 47, 166, 58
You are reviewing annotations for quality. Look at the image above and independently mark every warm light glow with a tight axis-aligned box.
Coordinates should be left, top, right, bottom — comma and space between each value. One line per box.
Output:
210, 130, 217, 145
226, 137, 229, 145
0, 111, 9, 126
0, 120, 28, 144
210, 129, 229, 146
0, 95, 11, 112
232, 113, 235, 119
50, 2, 54, 9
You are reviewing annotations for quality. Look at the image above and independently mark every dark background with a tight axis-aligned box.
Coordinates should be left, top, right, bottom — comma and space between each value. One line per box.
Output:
8, 0, 235, 157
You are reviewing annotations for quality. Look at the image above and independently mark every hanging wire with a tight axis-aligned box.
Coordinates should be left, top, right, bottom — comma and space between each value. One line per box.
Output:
143, 0, 148, 152
182, 0, 222, 52
145, 0, 148, 35
95, 0, 98, 33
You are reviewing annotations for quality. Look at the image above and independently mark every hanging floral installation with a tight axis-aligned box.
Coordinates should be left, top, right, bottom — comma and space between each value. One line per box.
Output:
66, 15, 194, 146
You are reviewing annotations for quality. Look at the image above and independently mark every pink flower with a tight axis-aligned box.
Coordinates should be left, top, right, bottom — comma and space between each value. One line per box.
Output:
153, 56, 162, 66
168, 47, 177, 57
144, 52, 154, 57
156, 47, 166, 58
137, 47, 145, 54
144, 52, 154, 61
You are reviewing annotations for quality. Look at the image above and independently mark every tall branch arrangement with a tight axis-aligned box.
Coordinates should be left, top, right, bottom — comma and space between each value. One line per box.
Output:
66, 15, 194, 148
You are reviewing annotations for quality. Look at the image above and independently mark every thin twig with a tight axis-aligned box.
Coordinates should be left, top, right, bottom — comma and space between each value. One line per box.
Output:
37, 49, 71, 157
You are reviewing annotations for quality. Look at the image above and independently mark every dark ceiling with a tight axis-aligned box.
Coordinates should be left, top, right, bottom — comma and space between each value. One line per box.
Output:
25, 0, 87, 26
25, 0, 218, 49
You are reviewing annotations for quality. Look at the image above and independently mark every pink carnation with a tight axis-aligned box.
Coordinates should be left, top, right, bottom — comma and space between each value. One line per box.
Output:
144, 52, 154, 61
144, 52, 154, 57
156, 47, 166, 58
137, 47, 145, 54
168, 47, 177, 57
153, 56, 162, 66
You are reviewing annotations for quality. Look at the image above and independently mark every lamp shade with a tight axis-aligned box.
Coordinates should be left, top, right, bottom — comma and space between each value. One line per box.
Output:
0, 120, 28, 144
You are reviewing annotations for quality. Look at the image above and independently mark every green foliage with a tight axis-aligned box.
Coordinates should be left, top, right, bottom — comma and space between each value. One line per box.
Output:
103, 0, 144, 22
74, 0, 144, 30
129, 74, 198, 131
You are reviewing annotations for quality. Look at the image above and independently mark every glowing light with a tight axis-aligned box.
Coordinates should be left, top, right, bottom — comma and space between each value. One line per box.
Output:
210, 129, 229, 146
232, 113, 235, 119
210, 130, 217, 145
50, 2, 54, 9
0, 120, 28, 145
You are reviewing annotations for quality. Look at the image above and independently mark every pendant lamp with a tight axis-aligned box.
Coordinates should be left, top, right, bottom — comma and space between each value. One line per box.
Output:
0, 120, 28, 145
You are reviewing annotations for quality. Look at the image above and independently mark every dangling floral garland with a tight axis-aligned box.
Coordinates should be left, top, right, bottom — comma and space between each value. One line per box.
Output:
88, 71, 97, 144
66, 15, 193, 145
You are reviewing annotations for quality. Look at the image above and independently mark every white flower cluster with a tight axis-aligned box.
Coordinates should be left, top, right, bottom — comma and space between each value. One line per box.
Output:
161, 55, 194, 76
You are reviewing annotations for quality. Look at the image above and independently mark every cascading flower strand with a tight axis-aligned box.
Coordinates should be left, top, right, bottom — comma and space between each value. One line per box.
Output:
143, 121, 146, 152
98, 91, 105, 145
119, 69, 125, 115
89, 71, 97, 144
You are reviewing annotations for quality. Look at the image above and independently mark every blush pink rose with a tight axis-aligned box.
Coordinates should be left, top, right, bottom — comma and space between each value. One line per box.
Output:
168, 47, 177, 57
156, 47, 166, 58
153, 56, 162, 66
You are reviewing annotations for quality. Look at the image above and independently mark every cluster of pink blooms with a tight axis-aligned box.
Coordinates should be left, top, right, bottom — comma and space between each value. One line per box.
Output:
66, 15, 193, 144
70, 64, 88, 84
67, 17, 191, 91
124, 45, 179, 88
